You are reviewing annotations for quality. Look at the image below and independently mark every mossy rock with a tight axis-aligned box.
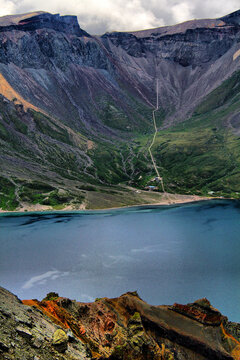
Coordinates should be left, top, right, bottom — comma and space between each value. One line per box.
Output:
109, 344, 127, 359
95, 298, 102, 302
130, 312, 141, 321
52, 329, 68, 353
43, 292, 59, 301
128, 312, 142, 327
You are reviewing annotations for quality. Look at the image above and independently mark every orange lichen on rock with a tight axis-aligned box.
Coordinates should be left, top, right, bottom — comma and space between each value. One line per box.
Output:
232, 346, 240, 360
40, 300, 71, 328
0, 73, 40, 112
23, 298, 88, 343
22, 299, 37, 307
221, 323, 240, 360
23, 299, 70, 328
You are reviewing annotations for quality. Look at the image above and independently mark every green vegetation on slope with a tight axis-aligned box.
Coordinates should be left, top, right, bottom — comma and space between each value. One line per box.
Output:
149, 71, 240, 198
97, 93, 154, 133
151, 125, 239, 197
194, 70, 240, 115
0, 177, 19, 210
32, 111, 73, 146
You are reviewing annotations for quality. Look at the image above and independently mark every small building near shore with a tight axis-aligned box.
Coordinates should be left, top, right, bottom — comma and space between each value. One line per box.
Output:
145, 185, 157, 191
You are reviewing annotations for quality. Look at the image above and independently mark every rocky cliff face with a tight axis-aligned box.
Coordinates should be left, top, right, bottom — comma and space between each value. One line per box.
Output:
1, 286, 240, 360
221, 10, 240, 26
0, 10, 239, 133
104, 24, 238, 66
0, 12, 89, 36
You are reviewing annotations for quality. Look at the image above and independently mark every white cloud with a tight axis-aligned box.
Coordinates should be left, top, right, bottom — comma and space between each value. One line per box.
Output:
0, 0, 239, 34
0, 0, 15, 16
79, 293, 95, 302
22, 270, 69, 289
131, 245, 158, 253
103, 254, 134, 268
131, 244, 172, 254
172, 3, 193, 24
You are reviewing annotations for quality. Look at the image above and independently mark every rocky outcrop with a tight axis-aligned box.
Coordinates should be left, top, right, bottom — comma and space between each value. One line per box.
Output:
220, 10, 240, 26
169, 298, 223, 325
0, 12, 90, 37
1, 286, 239, 360
103, 25, 239, 66
0, 286, 92, 359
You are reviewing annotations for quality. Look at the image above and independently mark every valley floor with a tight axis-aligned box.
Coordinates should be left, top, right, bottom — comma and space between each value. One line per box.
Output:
0, 189, 212, 213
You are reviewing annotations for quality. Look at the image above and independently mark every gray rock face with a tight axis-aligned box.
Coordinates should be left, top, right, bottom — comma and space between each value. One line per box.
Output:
0, 287, 92, 359
0, 29, 105, 70
16, 326, 33, 339
220, 9, 240, 26
102, 26, 238, 67
0, 12, 90, 37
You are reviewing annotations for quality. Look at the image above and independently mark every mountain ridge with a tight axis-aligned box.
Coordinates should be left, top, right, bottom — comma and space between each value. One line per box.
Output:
0, 11, 90, 36
0, 9, 239, 210
0, 8, 239, 35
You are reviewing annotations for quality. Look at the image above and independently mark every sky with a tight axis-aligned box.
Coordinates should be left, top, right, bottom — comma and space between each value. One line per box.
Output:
0, 0, 239, 34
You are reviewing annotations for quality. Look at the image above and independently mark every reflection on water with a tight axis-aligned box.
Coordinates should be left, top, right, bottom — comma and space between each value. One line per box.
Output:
0, 200, 240, 321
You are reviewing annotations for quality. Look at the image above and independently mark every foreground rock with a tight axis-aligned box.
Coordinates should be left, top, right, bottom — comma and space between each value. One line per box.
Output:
0, 287, 91, 359
0, 287, 240, 359
52, 329, 68, 353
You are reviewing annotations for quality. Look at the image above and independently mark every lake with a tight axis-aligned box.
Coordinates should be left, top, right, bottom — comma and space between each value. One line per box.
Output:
0, 200, 240, 321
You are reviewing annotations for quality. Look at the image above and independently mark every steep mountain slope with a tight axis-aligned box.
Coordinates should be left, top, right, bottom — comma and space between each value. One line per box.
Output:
1, 286, 240, 359
0, 10, 240, 210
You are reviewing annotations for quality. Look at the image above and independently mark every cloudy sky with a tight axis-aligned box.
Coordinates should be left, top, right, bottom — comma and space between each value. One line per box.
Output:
0, 0, 239, 34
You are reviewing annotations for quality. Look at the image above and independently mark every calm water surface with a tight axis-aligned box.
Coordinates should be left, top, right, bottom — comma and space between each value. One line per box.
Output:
0, 200, 240, 321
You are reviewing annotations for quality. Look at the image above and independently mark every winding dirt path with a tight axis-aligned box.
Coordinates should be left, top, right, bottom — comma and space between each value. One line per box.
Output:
148, 79, 165, 193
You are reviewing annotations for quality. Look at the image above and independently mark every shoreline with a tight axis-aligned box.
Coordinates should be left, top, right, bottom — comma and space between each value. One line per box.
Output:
0, 194, 234, 216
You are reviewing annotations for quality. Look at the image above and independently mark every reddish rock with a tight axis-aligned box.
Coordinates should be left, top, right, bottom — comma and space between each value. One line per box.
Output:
170, 298, 223, 326
22, 292, 240, 360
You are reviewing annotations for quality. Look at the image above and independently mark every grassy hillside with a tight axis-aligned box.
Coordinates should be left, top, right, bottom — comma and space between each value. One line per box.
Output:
149, 71, 240, 198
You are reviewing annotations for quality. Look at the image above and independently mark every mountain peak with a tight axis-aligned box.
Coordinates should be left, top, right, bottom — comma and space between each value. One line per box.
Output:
117, 9, 240, 39
0, 11, 90, 37
220, 9, 240, 25
0, 11, 47, 26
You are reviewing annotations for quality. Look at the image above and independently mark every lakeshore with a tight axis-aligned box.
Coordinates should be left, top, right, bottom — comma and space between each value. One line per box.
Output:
0, 191, 213, 214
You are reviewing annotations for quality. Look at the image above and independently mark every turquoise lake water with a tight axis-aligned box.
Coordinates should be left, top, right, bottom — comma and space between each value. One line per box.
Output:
0, 200, 240, 321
